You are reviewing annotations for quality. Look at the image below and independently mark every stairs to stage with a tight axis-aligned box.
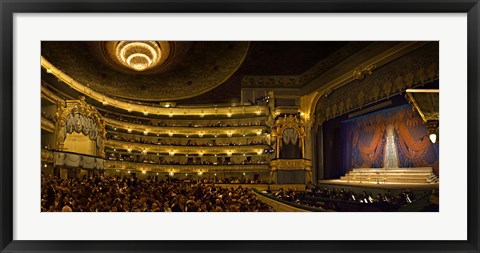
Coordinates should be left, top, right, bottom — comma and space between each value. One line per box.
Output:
339, 167, 433, 184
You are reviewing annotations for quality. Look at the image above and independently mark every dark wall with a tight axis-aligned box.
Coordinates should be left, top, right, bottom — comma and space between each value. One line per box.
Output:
321, 118, 343, 179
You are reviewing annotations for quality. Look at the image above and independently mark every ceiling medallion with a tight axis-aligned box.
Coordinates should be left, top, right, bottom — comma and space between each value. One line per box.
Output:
115, 41, 162, 71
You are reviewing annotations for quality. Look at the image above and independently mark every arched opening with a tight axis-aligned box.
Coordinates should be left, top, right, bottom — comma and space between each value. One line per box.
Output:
280, 128, 302, 159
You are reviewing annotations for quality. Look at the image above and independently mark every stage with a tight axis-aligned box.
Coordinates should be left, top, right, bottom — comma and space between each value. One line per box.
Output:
318, 179, 438, 190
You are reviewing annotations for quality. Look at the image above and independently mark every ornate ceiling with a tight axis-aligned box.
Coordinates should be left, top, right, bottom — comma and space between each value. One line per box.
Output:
41, 41, 374, 104
41, 41, 249, 101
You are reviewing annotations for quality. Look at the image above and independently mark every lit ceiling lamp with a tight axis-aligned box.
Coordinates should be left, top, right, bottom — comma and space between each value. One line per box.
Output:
115, 41, 162, 72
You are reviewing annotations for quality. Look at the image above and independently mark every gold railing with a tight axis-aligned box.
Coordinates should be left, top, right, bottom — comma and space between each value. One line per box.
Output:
104, 117, 268, 136
41, 57, 269, 117
104, 160, 270, 173
41, 117, 56, 133
105, 139, 271, 155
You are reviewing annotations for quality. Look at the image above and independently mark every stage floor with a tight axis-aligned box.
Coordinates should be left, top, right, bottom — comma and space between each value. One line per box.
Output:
318, 179, 439, 190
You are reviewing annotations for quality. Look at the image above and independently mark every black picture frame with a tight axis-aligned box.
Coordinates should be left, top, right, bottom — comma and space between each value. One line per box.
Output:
1, 1, 479, 252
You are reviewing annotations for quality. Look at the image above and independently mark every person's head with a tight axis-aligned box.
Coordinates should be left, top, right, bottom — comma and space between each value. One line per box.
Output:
61, 205, 73, 212
177, 195, 187, 205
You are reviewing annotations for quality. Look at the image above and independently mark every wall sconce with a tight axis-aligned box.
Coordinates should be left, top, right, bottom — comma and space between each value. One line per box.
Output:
257, 150, 263, 155
127, 148, 132, 153
198, 153, 203, 157
127, 129, 132, 133
227, 151, 232, 156
256, 131, 262, 136
168, 132, 174, 137
169, 152, 175, 156
143, 131, 148, 135
227, 132, 233, 137
198, 133, 204, 137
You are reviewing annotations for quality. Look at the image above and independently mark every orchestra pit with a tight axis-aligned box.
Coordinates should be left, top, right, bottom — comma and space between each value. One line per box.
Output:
41, 41, 439, 212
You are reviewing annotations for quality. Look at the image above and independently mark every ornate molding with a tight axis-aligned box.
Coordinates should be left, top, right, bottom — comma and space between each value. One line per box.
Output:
105, 117, 268, 136
42, 42, 250, 101
270, 159, 312, 171
41, 59, 269, 116
242, 42, 371, 88
105, 139, 271, 155
41, 149, 55, 163
104, 160, 270, 173
41, 117, 56, 133
314, 42, 439, 124
353, 64, 376, 80
56, 97, 107, 157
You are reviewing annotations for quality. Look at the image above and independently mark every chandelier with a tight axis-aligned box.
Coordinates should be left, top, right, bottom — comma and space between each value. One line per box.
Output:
115, 41, 162, 71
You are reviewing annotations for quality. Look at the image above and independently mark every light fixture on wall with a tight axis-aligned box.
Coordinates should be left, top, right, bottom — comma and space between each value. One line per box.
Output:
169, 151, 175, 156
168, 132, 174, 137
127, 129, 132, 133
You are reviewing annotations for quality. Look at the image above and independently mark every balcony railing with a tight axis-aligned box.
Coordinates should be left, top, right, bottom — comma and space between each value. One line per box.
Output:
105, 159, 270, 173
41, 149, 270, 173
105, 139, 272, 155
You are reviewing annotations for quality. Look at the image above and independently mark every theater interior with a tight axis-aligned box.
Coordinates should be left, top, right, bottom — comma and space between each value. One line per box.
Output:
41, 41, 439, 212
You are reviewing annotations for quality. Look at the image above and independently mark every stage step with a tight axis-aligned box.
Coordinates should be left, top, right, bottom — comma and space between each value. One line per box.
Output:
340, 167, 433, 184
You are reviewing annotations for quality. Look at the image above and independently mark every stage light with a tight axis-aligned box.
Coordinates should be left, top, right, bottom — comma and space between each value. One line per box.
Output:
429, 133, 437, 143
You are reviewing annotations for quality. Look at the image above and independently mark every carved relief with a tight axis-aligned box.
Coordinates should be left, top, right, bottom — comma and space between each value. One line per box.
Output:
56, 97, 106, 157
314, 42, 439, 124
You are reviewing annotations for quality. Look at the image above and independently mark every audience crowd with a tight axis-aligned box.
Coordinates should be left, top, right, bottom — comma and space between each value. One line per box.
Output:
41, 176, 274, 212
